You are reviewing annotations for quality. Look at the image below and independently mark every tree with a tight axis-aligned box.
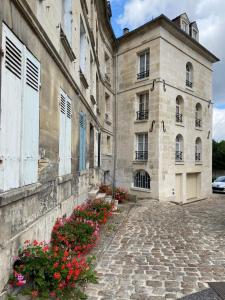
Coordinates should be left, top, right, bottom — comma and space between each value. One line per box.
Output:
212, 139, 225, 170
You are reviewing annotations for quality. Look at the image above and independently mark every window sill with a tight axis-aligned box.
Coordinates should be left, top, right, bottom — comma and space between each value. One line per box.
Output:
175, 161, 184, 165
135, 77, 149, 84
130, 186, 151, 193
133, 160, 148, 164
175, 122, 184, 127
134, 119, 148, 123
195, 162, 203, 165
60, 27, 76, 62
195, 127, 203, 131
58, 173, 73, 184
79, 69, 89, 89
0, 182, 42, 207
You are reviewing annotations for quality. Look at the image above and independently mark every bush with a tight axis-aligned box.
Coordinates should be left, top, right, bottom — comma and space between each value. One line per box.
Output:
72, 199, 113, 225
51, 217, 99, 255
9, 241, 97, 299
8, 198, 114, 299
99, 184, 128, 203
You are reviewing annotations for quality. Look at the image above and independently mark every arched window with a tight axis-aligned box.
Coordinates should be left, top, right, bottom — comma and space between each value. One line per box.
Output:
195, 137, 202, 161
186, 62, 193, 88
134, 170, 150, 189
175, 134, 184, 161
195, 103, 202, 128
176, 96, 184, 123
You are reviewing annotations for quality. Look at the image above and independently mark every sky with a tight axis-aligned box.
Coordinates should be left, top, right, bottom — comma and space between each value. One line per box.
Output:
110, 0, 225, 141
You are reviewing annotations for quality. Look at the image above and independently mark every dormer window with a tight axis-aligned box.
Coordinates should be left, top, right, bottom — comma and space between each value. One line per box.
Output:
182, 21, 189, 33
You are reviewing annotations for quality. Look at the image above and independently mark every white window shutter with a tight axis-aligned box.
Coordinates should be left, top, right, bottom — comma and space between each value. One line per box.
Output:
59, 89, 67, 176
21, 49, 40, 186
94, 129, 98, 167
0, 24, 24, 191
65, 96, 72, 174
63, 0, 72, 44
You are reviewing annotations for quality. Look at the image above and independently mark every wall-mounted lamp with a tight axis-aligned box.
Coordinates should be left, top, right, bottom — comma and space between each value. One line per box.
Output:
208, 100, 212, 108
207, 130, 211, 139
163, 80, 166, 92
149, 120, 155, 132
161, 120, 166, 132
150, 79, 156, 92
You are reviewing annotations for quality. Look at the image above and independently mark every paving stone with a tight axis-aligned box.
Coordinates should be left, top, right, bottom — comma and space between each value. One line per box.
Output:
85, 195, 225, 299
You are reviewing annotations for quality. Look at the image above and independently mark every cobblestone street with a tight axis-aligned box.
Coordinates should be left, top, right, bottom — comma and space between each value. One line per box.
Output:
86, 195, 225, 300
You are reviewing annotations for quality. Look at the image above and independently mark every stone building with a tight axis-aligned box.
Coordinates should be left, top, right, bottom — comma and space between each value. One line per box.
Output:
115, 13, 219, 202
0, 0, 218, 294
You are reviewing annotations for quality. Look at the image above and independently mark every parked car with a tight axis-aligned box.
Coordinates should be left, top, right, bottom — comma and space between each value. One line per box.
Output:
212, 176, 225, 193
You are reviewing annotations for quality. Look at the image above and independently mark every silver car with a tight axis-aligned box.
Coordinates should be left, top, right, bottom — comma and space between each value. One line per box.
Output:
212, 176, 225, 193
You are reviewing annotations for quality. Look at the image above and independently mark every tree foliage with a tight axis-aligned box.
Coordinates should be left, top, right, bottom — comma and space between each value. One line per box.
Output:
213, 139, 225, 170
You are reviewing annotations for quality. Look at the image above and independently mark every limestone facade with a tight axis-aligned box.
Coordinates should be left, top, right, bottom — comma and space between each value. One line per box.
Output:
0, 1, 218, 293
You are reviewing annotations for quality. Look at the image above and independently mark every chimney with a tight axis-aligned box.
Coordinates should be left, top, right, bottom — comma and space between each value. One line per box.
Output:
123, 28, 129, 35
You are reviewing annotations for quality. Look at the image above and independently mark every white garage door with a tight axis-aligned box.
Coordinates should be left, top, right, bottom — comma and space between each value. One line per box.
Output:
187, 173, 198, 200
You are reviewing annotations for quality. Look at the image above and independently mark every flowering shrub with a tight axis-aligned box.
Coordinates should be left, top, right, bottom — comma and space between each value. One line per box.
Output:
72, 199, 113, 225
8, 198, 114, 299
98, 184, 129, 203
114, 187, 128, 203
51, 217, 99, 255
9, 241, 97, 299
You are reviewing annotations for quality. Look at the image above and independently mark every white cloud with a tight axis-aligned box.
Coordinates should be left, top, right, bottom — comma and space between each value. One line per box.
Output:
213, 108, 225, 141
115, 0, 225, 104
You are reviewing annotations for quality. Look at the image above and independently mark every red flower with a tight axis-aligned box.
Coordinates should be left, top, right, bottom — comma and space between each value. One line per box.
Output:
53, 272, 61, 280
42, 245, 49, 252
64, 250, 69, 257
53, 262, 59, 268
33, 240, 38, 246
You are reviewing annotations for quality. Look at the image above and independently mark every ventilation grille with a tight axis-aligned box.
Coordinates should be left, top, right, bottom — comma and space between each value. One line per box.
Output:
67, 101, 71, 119
60, 94, 66, 114
5, 37, 22, 79
26, 58, 39, 91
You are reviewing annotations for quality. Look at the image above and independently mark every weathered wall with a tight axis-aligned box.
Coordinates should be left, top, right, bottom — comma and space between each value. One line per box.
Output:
0, 0, 115, 292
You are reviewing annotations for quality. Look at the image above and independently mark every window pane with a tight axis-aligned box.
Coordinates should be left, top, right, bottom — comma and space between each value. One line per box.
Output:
146, 52, 150, 71
140, 54, 145, 73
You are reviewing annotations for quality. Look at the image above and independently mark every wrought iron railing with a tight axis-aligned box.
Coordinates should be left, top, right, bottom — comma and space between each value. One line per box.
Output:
137, 70, 149, 80
136, 110, 149, 120
195, 152, 201, 161
195, 118, 201, 127
175, 151, 183, 161
186, 80, 193, 88
135, 151, 148, 161
176, 113, 183, 123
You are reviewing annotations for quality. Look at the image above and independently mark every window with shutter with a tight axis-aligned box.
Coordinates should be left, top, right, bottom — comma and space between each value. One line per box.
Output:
0, 24, 40, 191
21, 50, 40, 186
59, 89, 72, 176
65, 98, 72, 174
59, 90, 66, 176
79, 112, 86, 171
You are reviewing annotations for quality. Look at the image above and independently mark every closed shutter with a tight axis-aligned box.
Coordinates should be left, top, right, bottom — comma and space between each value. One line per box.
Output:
63, 0, 72, 44
65, 97, 72, 174
98, 132, 101, 168
94, 129, 98, 167
82, 114, 86, 170
21, 50, 40, 186
59, 89, 67, 176
0, 24, 23, 191
79, 112, 86, 171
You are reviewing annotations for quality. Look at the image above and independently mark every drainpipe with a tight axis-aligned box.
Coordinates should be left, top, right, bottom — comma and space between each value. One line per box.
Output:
112, 42, 119, 200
